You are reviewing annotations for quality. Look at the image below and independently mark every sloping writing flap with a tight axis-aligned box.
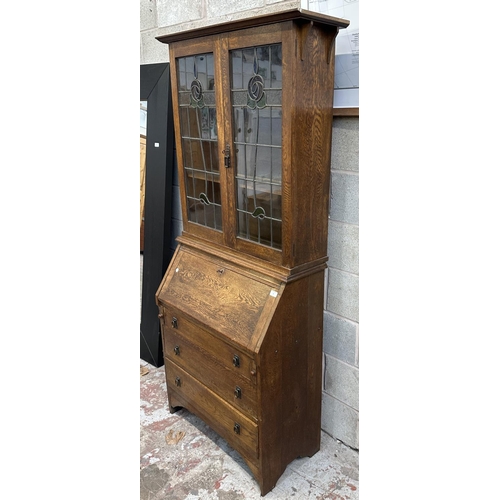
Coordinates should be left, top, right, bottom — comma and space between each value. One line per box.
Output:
157, 247, 280, 350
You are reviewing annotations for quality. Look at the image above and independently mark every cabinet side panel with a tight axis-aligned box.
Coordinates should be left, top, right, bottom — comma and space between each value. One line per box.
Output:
289, 23, 337, 266
278, 273, 323, 463
257, 271, 324, 489
305, 270, 324, 454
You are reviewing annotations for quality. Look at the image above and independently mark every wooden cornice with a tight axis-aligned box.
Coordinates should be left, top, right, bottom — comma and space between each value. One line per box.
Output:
156, 8, 350, 45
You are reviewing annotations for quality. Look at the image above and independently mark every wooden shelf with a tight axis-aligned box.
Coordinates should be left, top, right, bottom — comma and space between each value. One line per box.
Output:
333, 107, 359, 117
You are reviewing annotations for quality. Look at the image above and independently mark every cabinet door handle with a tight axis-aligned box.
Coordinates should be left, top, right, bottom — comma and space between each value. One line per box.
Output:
223, 144, 231, 168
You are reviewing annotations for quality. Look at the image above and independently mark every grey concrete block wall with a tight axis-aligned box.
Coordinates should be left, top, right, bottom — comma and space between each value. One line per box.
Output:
331, 116, 359, 173
140, 0, 359, 450
321, 392, 359, 449
327, 220, 358, 275
140, 0, 157, 31
324, 116, 359, 449
157, 0, 204, 28
140, 30, 170, 65
323, 310, 357, 367
326, 268, 359, 322
207, 0, 266, 18
330, 172, 359, 225
324, 356, 359, 411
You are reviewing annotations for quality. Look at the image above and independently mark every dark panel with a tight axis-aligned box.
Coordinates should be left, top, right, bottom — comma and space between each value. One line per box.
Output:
140, 63, 167, 100
140, 63, 175, 367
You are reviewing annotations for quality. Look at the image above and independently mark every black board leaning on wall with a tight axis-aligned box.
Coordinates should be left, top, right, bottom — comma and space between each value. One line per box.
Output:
140, 63, 175, 367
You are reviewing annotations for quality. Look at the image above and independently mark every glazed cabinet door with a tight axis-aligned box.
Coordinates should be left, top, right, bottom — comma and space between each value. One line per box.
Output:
170, 38, 228, 246
170, 26, 289, 265
222, 25, 287, 265
227, 39, 284, 260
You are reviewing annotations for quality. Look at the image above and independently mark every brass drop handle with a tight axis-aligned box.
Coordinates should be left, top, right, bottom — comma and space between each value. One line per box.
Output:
175, 376, 181, 387
233, 423, 240, 435
234, 386, 242, 399
174, 345, 180, 356
171, 317, 178, 329
232, 355, 240, 368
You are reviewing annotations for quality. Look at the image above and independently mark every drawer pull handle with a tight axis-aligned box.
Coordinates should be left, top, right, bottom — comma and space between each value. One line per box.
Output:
173, 345, 180, 356
233, 423, 240, 435
232, 355, 240, 368
175, 376, 181, 387
171, 317, 178, 329
234, 386, 242, 399
217, 268, 224, 274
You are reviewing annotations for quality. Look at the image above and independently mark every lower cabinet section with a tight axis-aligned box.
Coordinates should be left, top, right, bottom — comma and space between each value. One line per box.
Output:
156, 244, 325, 496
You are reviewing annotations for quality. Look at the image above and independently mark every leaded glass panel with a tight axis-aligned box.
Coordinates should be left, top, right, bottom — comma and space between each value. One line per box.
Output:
177, 53, 222, 231
231, 44, 282, 249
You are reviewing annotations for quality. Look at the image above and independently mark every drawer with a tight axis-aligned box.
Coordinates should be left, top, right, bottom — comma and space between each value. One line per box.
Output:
161, 307, 257, 380
165, 360, 259, 460
162, 321, 258, 419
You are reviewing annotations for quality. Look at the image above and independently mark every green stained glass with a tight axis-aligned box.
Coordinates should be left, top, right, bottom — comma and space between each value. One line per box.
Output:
251, 207, 266, 219
199, 192, 211, 205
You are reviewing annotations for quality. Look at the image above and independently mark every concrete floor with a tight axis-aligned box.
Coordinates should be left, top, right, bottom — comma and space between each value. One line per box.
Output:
140, 359, 359, 499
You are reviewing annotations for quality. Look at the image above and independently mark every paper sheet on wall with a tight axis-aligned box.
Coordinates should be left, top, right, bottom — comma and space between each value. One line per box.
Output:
306, 0, 359, 107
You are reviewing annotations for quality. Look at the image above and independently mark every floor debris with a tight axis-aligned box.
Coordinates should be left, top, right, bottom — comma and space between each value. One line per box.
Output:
165, 429, 185, 445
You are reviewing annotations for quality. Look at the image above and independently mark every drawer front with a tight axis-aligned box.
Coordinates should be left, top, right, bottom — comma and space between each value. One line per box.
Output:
161, 308, 257, 381
163, 324, 258, 419
166, 360, 259, 459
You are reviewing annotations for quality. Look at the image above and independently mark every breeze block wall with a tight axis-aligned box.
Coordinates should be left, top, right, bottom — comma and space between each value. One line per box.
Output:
323, 116, 359, 448
140, 0, 359, 450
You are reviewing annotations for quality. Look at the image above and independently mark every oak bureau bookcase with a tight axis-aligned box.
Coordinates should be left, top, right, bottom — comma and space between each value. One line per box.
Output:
155, 9, 349, 495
